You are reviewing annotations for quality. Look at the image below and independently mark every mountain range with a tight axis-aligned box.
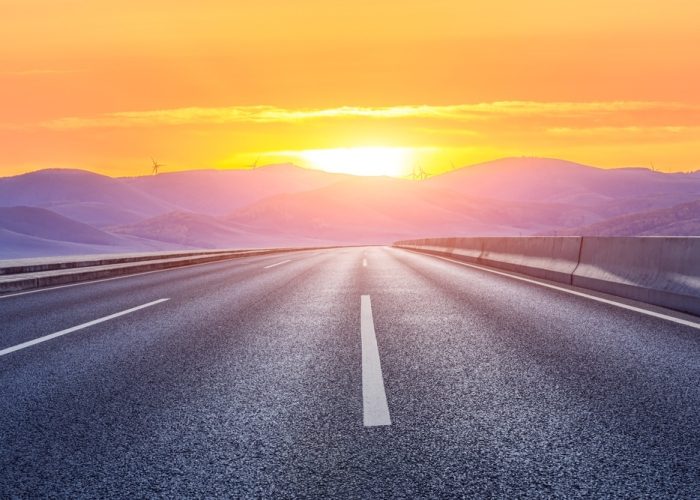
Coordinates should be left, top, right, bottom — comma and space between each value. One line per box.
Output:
1, 158, 699, 258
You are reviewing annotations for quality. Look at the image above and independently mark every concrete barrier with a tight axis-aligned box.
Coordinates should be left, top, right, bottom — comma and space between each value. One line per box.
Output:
572, 237, 700, 316
394, 237, 700, 316
479, 237, 581, 284
398, 238, 483, 261
395, 237, 581, 284
0, 247, 320, 293
0, 249, 252, 275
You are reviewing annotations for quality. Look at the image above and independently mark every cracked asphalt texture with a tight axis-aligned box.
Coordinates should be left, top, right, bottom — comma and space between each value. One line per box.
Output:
1, 246, 699, 498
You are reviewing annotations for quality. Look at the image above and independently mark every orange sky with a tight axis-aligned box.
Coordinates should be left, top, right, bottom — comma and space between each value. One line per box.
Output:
2, 0, 700, 176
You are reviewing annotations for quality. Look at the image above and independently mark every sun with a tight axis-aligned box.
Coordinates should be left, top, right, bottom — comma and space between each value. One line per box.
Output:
298, 147, 413, 177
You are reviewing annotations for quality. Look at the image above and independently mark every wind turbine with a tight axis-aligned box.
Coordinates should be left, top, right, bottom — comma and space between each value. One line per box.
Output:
410, 164, 431, 180
150, 158, 165, 175
238, 156, 260, 170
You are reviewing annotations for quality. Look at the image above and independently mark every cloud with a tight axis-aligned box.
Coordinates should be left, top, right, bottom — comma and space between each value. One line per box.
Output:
39, 101, 700, 130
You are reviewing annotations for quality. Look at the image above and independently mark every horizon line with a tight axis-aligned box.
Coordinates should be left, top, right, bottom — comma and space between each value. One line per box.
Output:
4, 155, 698, 180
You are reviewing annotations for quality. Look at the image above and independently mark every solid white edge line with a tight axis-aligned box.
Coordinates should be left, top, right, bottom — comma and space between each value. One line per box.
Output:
361, 295, 392, 427
402, 249, 700, 331
0, 298, 170, 357
263, 259, 292, 269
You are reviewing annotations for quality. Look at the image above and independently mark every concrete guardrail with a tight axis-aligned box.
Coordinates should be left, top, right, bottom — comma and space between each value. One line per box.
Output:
0, 249, 254, 275
394, 237, 700, 317
0, 247, 320, 293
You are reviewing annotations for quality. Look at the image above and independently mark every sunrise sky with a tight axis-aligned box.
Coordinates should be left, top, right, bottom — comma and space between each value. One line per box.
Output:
2, 0, 700, 177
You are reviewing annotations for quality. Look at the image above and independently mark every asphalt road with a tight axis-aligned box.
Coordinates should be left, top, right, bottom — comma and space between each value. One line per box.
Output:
1, 247, 699, 498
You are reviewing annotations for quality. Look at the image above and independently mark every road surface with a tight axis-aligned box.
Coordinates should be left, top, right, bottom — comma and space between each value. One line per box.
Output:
1, 247, 699, 497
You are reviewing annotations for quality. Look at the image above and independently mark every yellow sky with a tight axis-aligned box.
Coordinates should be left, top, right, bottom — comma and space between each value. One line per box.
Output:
2, 0, 700, 176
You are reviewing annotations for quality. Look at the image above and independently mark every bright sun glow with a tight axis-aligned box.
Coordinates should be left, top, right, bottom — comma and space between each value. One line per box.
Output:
298, 147, 414, 177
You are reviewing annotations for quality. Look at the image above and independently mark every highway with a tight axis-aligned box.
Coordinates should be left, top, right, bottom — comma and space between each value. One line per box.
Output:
1, 246, 699, 497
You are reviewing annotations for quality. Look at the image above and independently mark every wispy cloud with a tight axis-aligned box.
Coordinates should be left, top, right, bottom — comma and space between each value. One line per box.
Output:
40, 101, 700, 130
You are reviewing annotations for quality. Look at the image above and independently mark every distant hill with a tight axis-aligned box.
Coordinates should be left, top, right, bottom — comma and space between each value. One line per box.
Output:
428, 157, 700, 216
0, 206, 121, 245
0, 206, 182, 258
110, 211, 323, 248
549, 200, 700, 236
0, 169, 178, 227
2, 158, 699, 258
123, 164, 346, 215
0, 165, 346, 226
225, 176, 602, 243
